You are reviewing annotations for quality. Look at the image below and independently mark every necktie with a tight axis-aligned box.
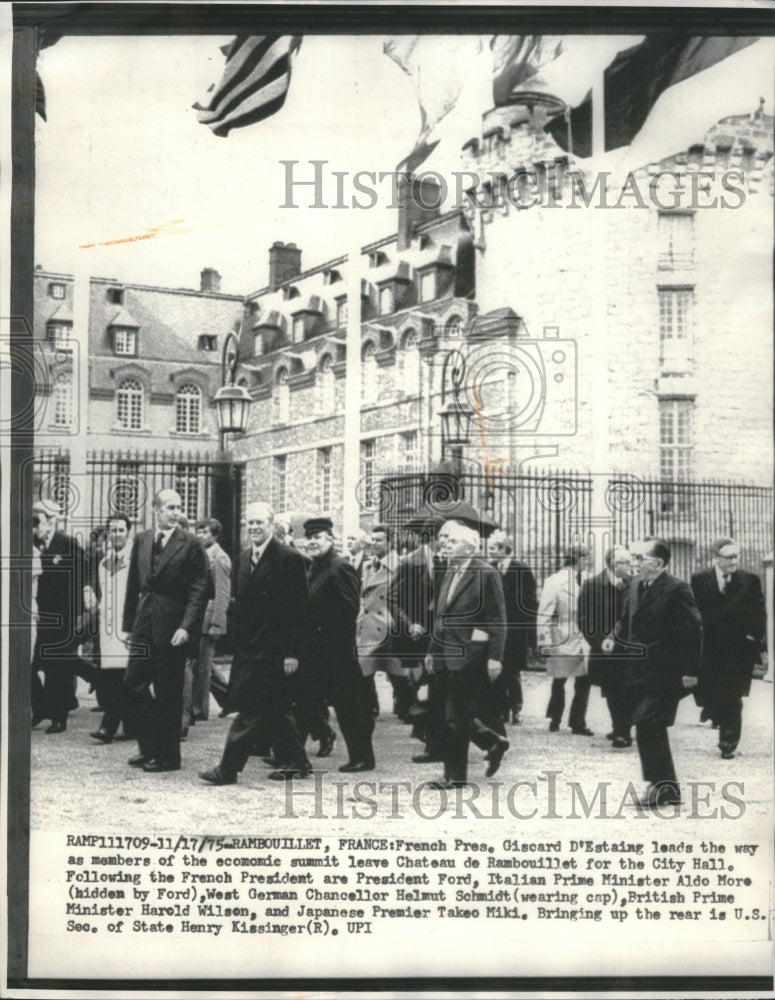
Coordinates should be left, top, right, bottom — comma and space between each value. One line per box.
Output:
252, 547, 261, 568
576, 570, 582, 586
721, 573, 731, 593
373, 558, 381, 572
151, 532, 163, 572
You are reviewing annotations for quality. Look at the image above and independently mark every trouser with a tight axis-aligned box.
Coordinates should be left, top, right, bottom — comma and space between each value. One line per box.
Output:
605, 676, 632, 740
182, 634, 218, 722
635, 723, 678, 788
327, 663, 374, 767
32, 640, 83, 722
710, 695, 744, 754
546, 675, 590, 729
492, 654, 524, 718
124, 646, 186, 767
220, 671, 310, 774
293, 667, 333, 747
439, 660, 502, 783
97, 670, 133, 736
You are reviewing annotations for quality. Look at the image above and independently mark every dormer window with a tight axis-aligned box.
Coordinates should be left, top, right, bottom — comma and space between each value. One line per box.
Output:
419, 270, 436, 303
198, 334, 218, 352
282, 285, 301, 301
48, 282, 66, 299
47, 322, 72, 350
113, 328, 137, 356
379, 285, 394, 316
107, 288, 124, 305
369, 251, 388, 267
292, 316, 305, 343
336, 298, 348, 330
324, 269, 342, 285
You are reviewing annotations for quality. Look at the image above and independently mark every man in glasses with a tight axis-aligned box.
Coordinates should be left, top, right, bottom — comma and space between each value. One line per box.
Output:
606, 538, 701, 809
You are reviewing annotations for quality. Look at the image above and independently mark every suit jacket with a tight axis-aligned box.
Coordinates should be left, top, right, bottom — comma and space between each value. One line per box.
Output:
537, 567, 588, 677
428, 556, 506, 672
227, 536, 310, 704
306, 548, 361, 676
579, 569, 630, 689
122, 526, 208, 655
615, 571, 702, 706
691, 567, 766, 698
203, 542, 232, 634
495, 556, 537, 667
34, 530, 89, 658
387, 544, 439, 658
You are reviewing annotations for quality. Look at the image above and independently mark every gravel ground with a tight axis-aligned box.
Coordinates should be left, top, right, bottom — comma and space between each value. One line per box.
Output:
30, 668, 773, 841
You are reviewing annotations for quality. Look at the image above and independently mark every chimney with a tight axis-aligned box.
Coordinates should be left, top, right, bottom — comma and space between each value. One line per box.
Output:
200, 267, 222, 293
397, 176, 442, 251
268, 241, 302, 292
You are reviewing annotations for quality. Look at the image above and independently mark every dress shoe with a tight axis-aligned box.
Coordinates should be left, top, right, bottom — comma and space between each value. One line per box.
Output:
571, 726, 594, 736
316, 731, 336, 758
720, 749, 736, 760
510, 711, 522, 725
199, 767, 238, 785
90, 728, 113, 744
128, 753, 152, 768
635, 784, 681, 808
338, 761, 375, 773
412, 752, 444, 764
548, 720, 560, 732
611, 736, 633, 749
485, 739, 510, 777
425, 779, 472, 790
45, 721, 67, 734
606, 731, 615, 740
180, 726, 189, 740
143, 760, 181, 773
268, 767, 311, 781
31, 714, 45, 728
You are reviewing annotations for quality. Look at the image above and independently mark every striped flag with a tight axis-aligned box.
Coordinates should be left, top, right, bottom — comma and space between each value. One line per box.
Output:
194, 35, 302, 138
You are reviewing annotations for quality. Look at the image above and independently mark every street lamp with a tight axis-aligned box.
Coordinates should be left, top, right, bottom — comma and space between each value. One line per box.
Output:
213, 330, 252, 450
438, 348, 474, 475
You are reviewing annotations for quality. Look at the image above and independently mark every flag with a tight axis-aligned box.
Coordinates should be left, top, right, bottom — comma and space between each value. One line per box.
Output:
35, 27, 63, 123
546, 34, 760, 158
491, 35, 565, 106
194, 35, 302, 138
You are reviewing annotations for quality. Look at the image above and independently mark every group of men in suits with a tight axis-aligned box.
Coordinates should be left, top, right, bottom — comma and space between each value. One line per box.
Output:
32, 482, 767, 805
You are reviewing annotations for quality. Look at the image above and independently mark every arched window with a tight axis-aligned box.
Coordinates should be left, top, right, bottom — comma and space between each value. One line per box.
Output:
53, 372, 72, 427
361, 343, 378, 405
116, 378, 143, 430
274, 367, 290, 424
398, 329, 420, 396
318, 355, 336, 415
176, 382, 202, 434
445, 314, 463, 339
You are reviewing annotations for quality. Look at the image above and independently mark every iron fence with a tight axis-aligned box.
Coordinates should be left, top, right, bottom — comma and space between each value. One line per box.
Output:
32, 448, 245, 559
379, 470, 773, 586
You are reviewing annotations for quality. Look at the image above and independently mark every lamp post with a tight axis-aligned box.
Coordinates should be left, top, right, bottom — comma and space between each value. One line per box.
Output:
438, 348, 474, 477
212, 330, 252, 557
214, 330, 252, 451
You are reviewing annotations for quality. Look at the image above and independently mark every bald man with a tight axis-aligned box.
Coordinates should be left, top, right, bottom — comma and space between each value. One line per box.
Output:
122, 489, 208, 773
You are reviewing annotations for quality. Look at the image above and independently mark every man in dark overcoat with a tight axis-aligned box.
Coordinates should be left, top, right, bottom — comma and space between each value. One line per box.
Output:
122, 489, 208, 772
200, 500, 312, 783
579, 545, 633, 747
31, 498, 97, 732
609, 538, 702, 808
691, 537, 767, 759
304, 516, 375, 772
488, 530, 537, 724
426, 519, 508, 788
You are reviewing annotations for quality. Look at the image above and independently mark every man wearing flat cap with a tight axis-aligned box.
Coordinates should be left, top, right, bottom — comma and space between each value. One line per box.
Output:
302, 516, 375, 772
31, 499, 97, 732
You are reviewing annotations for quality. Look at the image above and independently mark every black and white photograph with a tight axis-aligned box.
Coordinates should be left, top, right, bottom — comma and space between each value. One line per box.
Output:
3, 2, 774, 994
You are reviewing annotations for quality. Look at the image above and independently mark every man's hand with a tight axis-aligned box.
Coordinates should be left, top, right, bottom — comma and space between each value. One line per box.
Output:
83, 586, 98, 613
487, 659, 502, 681
408, 623, 426, 640
284, 657, 299, 676
409, 665, 423, 684
208, 624, 225, 638
424, 654, 435, 675
682, 675, 698, 689
601, 637, 615, 654
538, 646, 552, 659
171, 628, 189, 647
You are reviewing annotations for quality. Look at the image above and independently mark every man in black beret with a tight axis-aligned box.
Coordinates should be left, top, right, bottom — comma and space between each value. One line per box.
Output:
301, 516, 375, 772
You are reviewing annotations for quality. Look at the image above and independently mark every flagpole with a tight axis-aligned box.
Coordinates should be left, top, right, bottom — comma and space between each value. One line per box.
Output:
341, 234, 362, 538
589, 69, 612, 557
